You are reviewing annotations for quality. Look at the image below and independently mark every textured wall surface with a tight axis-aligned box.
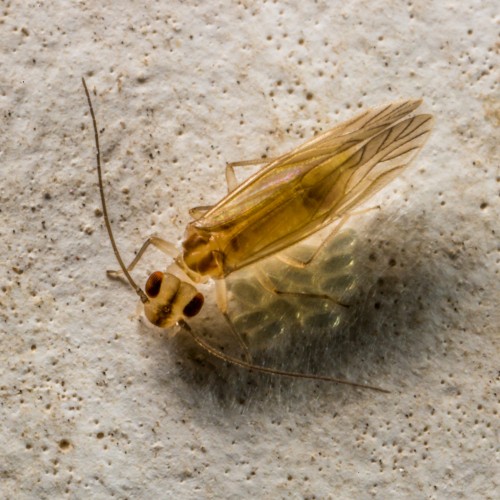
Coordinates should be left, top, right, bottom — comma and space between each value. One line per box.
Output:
1, 1, 498, 498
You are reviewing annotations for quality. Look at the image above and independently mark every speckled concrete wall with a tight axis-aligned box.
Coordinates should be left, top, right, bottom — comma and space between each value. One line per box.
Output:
1, 1, 498, 498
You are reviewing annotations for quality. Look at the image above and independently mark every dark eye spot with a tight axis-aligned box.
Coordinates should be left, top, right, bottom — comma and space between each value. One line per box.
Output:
183, 293, 204, 318
145, 271, 164, 298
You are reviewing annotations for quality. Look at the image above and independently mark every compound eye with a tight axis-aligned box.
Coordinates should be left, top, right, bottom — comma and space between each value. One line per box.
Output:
145, 271, 164, 298
183, 293, 204, 318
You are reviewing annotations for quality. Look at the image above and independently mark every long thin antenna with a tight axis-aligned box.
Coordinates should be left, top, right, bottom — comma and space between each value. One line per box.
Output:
179, 320, 390, 393
82, 77, 148, 304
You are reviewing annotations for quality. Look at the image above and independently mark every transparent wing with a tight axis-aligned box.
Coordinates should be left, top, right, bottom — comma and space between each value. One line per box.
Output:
197, 100, 426, 229
190, 101, 433, 274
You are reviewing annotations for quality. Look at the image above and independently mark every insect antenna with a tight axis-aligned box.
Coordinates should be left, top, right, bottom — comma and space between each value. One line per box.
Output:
179, 320, 390, 393
82, 77, 149, 305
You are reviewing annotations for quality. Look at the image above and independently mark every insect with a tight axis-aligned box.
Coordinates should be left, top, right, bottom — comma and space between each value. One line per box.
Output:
82, 78, 433, 392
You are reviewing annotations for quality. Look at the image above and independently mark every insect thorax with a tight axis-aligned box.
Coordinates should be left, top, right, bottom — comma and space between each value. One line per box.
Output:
180, 224, 226, 281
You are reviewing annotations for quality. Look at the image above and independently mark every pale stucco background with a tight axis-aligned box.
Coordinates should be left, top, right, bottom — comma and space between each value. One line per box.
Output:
0, 1, 498, 498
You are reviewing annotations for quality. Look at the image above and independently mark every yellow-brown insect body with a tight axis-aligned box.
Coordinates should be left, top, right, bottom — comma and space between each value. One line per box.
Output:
178, 101, 433, 283
84, 76, 432, 391
180, 168, 344, 279
179, 228, 226, 280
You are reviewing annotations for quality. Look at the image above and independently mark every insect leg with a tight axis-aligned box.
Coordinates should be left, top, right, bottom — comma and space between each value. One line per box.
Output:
215, 279, 253, 362
107, 236, 177, 278
276, 215, 351, 269
255, 269, 350, 309
225, 157, 279, 193
189, 156, 282, 213
188, 205, 214, 219
276, 204, 379, 270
